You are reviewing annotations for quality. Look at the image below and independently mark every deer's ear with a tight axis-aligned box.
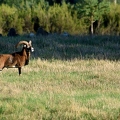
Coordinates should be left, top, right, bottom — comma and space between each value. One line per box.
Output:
29, 40, 32, 44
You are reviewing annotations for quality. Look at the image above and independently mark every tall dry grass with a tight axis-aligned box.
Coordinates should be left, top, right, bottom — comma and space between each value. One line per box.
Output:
0, 35, 120, 119
0, 59, 120, 120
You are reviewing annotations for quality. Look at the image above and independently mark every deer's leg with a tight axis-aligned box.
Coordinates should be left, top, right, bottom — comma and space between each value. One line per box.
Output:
0, 65, 4, 71
0, 61, 5, 71
18, 67, 21, 76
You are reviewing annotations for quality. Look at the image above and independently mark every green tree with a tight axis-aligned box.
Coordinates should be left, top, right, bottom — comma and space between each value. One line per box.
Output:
76, 0, 109, 35
48, 2, 75, 33
0, 4, 17, 34
102, 4, 120, 35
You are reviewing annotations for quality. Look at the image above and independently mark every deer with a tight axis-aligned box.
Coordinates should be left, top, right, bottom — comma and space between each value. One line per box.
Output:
0, 40, 34, 75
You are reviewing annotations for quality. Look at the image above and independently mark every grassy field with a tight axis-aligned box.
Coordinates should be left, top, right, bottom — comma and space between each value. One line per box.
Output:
0, 35, 120, 120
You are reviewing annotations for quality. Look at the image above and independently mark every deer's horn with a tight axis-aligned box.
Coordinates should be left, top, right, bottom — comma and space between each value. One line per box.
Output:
15, 41, 29, 48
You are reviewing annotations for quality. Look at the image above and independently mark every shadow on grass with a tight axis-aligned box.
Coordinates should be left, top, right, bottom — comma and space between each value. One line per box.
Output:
32, 35, 120, 61
0, 35, 120, 61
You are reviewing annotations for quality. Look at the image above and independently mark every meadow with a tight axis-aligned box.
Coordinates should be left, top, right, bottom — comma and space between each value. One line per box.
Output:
0, 35, 120, 120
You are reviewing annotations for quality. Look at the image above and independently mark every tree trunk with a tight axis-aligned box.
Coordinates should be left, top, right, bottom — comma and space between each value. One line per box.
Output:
90, 15, 94, 35
114, 0, 117, 5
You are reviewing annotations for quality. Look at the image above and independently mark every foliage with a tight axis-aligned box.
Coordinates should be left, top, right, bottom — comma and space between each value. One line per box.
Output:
0, 0, 119, 35
0, 4, 18, 33
102, 4, 120, 35
76, 0, 110, 34
47, 2, 75, 33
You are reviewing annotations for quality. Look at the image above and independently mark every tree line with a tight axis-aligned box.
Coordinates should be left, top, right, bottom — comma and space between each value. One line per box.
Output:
0, 0, 120, 35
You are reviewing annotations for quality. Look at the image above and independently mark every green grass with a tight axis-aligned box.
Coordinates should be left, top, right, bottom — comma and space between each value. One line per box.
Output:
0, 35, 120, 119
0, 59, 120, 120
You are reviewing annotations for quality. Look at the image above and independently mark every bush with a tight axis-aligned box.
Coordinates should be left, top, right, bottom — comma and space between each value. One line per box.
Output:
0, 1, 120, 35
